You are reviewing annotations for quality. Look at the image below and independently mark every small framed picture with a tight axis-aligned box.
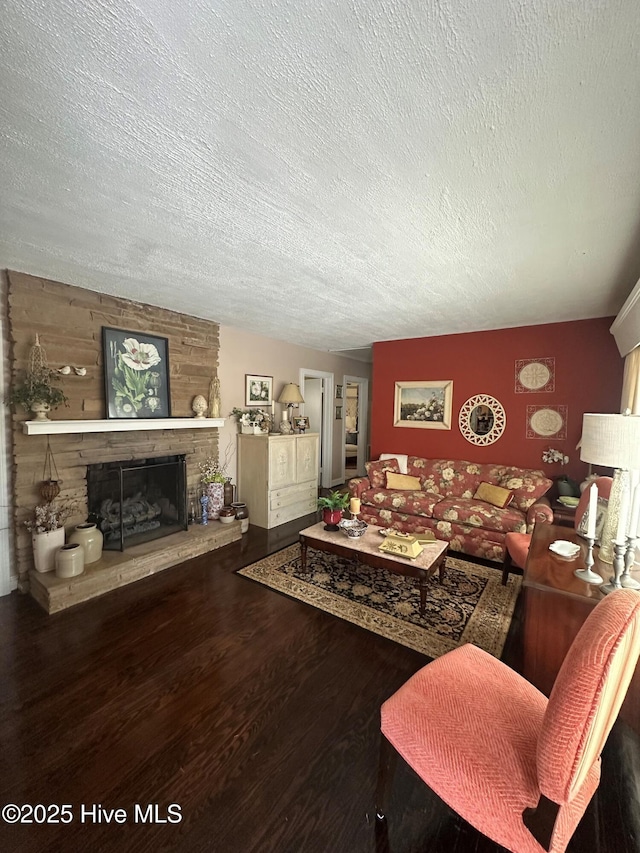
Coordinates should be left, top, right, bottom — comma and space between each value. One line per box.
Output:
245, 374, 273, 407
336, 406, 343, 420
577, 497, 608, 543
294, 416, 310, 433
336, 384, 343, 399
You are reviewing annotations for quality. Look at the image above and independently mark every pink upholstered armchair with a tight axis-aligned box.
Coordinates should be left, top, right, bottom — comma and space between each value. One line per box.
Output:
502, 476, 613, 585
375, 589, 640, 853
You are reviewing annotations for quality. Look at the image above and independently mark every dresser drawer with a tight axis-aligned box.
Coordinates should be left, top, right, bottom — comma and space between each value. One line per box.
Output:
270, 481, 316, 510
268, 493, 317, 527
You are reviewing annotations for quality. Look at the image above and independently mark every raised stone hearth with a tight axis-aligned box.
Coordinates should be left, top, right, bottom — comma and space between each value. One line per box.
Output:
7, 271, 225, 601
30, 520, 241, 614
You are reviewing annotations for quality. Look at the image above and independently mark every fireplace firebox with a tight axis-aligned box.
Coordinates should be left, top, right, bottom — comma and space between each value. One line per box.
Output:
87, 455, 187, 551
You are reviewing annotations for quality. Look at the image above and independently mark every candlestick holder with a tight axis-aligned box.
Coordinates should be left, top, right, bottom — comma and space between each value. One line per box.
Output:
351, 511, 360, 522
574, 536, 603, 585
621, 534, 640, 590
200, 493, 209, 525
602, 540, 626, 594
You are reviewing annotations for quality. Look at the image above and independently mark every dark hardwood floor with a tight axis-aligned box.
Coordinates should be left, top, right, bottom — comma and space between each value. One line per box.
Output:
0, 514, 639, 852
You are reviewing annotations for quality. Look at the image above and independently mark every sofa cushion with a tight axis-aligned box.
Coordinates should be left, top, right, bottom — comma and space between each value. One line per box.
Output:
473, 482, 513, 508
380, 452, 409, 474
432, 497, 528, 534
364, 488, 443, 519
366, 458, 400, 488
386, 472, 422, 491
407, 458, 485, 498
489, 466, 552, 512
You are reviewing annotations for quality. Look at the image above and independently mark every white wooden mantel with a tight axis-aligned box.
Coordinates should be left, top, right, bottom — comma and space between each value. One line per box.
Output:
22, 418, 225, 436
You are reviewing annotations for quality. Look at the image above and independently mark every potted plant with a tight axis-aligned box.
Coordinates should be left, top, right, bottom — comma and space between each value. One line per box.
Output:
230, 407, 268, 434
24, 502, 73, 573
317, 490, 350, 531
8, 369, 68, 421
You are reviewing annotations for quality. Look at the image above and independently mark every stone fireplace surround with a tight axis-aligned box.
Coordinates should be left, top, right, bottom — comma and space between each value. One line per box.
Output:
7, 271, 238, 609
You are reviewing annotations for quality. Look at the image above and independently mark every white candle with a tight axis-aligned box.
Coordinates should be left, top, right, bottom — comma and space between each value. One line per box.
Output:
616, 485, 631, 544
350, 497, 361, 514
629, 481, 640, 539
586, 482, 598, 540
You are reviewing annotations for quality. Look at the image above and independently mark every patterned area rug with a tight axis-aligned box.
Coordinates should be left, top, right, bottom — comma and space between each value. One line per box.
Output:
237, 544, 521, 658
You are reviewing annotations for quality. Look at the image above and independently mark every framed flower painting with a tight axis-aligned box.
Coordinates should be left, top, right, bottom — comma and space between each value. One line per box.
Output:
393, 381, 453, 429
102, 327, 171, 418
245, 374, 273, 406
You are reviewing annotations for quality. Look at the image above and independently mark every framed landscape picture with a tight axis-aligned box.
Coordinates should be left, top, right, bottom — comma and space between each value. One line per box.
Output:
245, 374, 273, 406
394, 380, 453, 430
102, 327, 171, 419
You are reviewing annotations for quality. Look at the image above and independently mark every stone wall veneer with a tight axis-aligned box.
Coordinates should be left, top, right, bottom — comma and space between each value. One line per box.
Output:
7, 271, 221, 592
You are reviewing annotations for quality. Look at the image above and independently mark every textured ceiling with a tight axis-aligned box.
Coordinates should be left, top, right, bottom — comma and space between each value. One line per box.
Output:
2, 1, 640, 351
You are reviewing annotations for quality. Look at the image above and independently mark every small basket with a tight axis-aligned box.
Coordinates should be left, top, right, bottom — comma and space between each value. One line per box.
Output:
338, 518, 368, 538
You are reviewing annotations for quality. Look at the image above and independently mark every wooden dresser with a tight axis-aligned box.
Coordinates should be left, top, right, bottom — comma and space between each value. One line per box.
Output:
237, 433, 319, 529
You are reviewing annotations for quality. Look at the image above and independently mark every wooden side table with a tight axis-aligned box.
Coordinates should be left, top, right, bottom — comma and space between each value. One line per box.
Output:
551, 502, 577, 527
522, 522, 640, 733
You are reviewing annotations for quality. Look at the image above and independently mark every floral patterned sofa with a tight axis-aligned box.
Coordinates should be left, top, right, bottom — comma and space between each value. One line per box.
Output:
348, 456, 553, 562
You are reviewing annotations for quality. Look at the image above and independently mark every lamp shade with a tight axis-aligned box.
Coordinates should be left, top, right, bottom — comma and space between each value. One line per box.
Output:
277, 383, 304, 405
580, 413, 640, 470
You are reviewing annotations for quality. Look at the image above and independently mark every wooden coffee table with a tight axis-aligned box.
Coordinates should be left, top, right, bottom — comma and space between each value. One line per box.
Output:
298, 522, 448, 617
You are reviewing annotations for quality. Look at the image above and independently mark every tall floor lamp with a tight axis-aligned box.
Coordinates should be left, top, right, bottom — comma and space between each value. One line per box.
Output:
580, 412, 640, 591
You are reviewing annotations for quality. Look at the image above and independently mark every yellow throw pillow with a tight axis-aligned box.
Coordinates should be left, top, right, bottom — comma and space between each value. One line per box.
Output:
474, 481, 513, 509
386, 472, 422, 491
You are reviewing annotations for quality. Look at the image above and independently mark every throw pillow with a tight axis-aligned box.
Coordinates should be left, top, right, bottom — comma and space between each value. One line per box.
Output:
366, 458, 401, 489
473, 481, 513, 509
386, 471, 422, 491
379, 452, 409, 474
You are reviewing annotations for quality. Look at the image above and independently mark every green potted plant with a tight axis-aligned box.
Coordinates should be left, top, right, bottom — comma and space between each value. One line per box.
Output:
317, 490, 350, 530
8, 369, 68, 421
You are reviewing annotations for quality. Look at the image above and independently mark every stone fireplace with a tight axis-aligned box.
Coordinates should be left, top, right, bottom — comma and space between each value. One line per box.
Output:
7, 271, 240, 607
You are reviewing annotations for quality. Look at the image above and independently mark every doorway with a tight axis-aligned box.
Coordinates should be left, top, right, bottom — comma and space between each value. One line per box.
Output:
299, 369, 333, 489
343, 376, 369, 480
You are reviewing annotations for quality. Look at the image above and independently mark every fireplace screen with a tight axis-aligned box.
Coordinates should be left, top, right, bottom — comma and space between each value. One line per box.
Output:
87, 455, 187, 551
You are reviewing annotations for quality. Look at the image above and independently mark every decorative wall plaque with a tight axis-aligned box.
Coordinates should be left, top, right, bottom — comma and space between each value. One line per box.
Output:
515, 358, 555, 393
526, 405, 567, 439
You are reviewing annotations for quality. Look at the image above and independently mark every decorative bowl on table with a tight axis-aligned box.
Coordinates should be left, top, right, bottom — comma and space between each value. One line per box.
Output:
549, 539, 581, 559
558, 496, 580, 508
338, 518, 368, 538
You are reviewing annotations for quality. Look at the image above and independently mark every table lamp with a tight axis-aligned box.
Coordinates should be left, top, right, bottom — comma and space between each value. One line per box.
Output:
579, 412, 640, 591
277, 383, 304, 434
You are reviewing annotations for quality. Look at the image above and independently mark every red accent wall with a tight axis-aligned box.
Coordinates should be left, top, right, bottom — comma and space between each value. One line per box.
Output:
371, 318, 622, 482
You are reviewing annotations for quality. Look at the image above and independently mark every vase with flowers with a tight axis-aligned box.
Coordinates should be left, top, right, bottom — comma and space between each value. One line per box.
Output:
230, 408, 268, 434
25, 502, 73, 573
199, 457, 228, 520
542, 447, 579, 498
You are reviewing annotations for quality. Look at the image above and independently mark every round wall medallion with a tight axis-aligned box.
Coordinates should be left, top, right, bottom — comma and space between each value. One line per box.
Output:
459, 395, 506, 446
518, 361, 551, 391
529, 407, 564, 437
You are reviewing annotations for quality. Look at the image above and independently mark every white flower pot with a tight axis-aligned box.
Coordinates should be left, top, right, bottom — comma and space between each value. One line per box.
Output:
32, 527, 65, 573
30, 401, 51, 421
